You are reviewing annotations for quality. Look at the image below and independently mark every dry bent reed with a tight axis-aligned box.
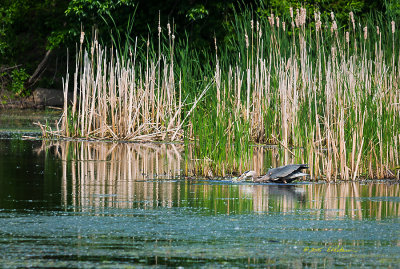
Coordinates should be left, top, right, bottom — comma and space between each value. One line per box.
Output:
41, 30, 209, 142
40, 8, 400, 181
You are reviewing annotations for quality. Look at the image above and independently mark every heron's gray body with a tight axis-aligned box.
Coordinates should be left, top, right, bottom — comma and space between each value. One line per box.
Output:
237, 164, 309, 183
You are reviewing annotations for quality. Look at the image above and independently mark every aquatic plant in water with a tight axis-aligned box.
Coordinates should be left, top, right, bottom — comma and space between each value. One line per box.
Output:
194, 8, 400, 180
40, 7, 400, 181
41, 26, 209, 142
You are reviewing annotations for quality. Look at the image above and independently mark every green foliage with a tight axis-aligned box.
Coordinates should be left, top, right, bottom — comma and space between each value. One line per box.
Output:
0, 0, 394, 90
64, 0, 136, 47
10, 68, 29, 96
65, 0, 135, 18
256, 0, 384, 28
384, 0, 400, 18
186, 5, 209, 21
47, 30, 70, 50
0, 0, 25, 55
0, 1, 67, 58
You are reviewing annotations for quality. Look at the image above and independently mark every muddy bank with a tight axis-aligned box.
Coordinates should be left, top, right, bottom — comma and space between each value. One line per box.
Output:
0, 88, 72, 109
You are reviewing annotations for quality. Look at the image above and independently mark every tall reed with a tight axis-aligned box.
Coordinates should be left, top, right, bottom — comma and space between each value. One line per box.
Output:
42, 25, 209, 142
41, 7, 400, 181
201, 8, 400, 180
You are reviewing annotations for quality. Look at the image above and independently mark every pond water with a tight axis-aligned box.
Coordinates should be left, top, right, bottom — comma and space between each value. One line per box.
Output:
0, 134, 400, 267
0, 109, 61, 132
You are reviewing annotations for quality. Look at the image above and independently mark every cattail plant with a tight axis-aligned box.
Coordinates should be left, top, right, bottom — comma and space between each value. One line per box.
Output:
41, 26, 208, 142
40, 7, 400, 181
198, 7, 400, 180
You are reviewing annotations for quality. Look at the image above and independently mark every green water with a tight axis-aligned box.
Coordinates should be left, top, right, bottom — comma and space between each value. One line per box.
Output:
0, 108, 61, 132
0, 137, 399, 268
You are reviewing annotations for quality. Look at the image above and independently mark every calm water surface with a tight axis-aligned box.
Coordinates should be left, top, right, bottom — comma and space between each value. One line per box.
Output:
0, 109, 61, 132
0, 136, 400, 268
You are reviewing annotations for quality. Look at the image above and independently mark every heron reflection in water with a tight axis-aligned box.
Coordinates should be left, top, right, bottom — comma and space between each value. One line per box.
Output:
236, 164, 309, 184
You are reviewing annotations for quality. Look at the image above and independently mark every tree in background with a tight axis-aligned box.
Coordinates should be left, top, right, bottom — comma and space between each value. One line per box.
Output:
0, 0, 397, 96
0, 0, 69, 95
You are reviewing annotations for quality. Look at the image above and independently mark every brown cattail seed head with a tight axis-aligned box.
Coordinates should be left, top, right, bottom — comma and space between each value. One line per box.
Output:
331, 21, 337, 33
158, 17, 161, 35
316, 20, 321, 32
392, 21, 395, 34
80, 31, 85, 44
315, 12, 321, 32
349, 12, 355, 30
300, 8, 306, 26
295, 10, 300, 27
346, 31, 350, 43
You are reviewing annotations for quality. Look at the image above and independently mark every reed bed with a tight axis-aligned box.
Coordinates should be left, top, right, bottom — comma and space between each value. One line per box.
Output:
41, 7, 400, 181
192, 8, 400, 180
40, 26, 209, 142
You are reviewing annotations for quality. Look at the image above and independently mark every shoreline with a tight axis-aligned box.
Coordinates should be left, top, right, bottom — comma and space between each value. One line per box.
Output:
0, 88, 70, 109
1, 131, 398, 183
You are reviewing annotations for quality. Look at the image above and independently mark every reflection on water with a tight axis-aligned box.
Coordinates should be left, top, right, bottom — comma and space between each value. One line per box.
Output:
37, 141, 400, 220
43, 141, 183, 211
308, 182, 400, 220
1, 139, 400, 267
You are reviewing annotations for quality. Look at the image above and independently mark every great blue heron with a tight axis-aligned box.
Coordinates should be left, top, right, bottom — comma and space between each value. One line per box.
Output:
236, 164, 309, 183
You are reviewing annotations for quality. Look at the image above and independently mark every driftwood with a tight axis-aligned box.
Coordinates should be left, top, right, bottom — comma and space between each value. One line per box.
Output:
0, 64, 22, 73
25, 49, 52, 88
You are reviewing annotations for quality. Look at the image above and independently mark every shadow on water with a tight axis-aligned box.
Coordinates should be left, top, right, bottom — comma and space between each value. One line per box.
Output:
1, 138, 400, 267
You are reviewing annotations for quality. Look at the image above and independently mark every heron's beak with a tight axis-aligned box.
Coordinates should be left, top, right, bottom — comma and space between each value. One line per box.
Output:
232, 175, 243, 182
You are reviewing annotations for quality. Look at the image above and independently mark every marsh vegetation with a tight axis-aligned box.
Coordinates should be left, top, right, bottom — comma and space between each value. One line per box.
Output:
40, 7, 400, 181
